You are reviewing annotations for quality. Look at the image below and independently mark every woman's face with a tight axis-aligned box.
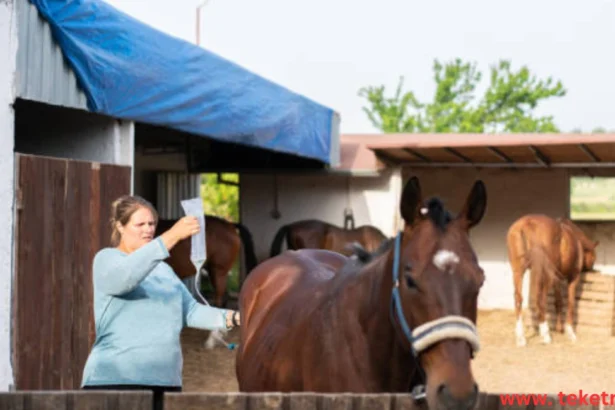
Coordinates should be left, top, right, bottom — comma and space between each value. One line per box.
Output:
118, 206, 156, 253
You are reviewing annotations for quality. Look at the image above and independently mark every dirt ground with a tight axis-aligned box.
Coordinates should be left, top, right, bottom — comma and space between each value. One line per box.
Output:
180, 308, 615, 395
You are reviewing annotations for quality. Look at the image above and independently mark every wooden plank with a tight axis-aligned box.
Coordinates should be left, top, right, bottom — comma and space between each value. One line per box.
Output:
248, 393, 284, 410
390, 394, 422, 410
70, 391, 152, 410
0, 392, 25, 410
70, 160, 95, 388
476, 393, 500, 410
164, 393, 247, 410
71, 391, 119, 410
25, 392, 67, 410
546, 287, 615, 301
287, 393, 320, 410
320, 393, 354, 410
544, 298, 615, 312
116, 391, 154, 410
351, 394, 392, 410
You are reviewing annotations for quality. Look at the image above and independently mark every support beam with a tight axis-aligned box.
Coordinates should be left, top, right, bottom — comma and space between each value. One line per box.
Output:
403, 148, 431, 162
486, 146, 514, 163
443, 147, 473, 163
578, 144, 600, 162
374, 150, 402, 167
528, 145, 551, 167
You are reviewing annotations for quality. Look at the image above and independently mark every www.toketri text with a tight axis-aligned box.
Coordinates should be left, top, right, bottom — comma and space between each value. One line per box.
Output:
500, 391, 615, 406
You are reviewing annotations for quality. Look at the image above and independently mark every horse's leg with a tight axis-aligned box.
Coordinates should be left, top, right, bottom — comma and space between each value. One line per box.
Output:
537, 275, 552, 344
208, 265, 228, 308
203, 267, 228, 350
553, 280, 563, 333
513, 268, 527, 346
565, 274, 580, 343
508, 229, 529, 347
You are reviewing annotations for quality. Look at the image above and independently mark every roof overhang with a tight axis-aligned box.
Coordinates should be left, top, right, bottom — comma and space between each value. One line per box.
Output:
337, 133, 615, 171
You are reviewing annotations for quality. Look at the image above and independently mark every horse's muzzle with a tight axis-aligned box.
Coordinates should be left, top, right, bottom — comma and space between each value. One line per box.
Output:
436, 382, 479, 410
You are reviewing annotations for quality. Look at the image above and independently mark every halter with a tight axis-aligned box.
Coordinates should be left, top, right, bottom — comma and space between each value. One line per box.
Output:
389, 231, 481, 357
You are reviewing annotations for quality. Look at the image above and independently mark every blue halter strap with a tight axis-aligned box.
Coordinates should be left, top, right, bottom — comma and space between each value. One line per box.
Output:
390, 230, 418, 356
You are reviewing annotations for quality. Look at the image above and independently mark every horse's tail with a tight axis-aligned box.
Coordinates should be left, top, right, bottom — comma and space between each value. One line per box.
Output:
506, 225, 531, 274
269, 224, 289, 258
510, 227, 561, 287
234, 222, 258, 274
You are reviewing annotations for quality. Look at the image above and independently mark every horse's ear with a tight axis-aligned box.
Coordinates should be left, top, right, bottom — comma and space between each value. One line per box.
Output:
400, 176, 423, 226
457, 180, 487, 230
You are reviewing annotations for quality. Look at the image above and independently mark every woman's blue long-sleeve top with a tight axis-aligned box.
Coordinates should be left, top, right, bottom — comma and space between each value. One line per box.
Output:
81, 236, 230, 387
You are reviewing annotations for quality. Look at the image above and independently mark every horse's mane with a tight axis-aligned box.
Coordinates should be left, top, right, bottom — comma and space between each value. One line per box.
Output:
424, 197, 453, 231
557, 217, 595, 250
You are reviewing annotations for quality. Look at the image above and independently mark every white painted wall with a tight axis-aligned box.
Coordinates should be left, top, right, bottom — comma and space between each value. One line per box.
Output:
240, 169, 400, 262
14, 103, 133, 167
0, 0, 18, 392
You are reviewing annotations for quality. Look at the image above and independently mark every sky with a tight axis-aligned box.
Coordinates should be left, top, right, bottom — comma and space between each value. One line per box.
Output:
105, 0, 615, 134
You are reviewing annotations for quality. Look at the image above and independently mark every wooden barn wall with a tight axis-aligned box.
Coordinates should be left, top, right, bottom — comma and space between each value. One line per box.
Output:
12, 153, 131, 390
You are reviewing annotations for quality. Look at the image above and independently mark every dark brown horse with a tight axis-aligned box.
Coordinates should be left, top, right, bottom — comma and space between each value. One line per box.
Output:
269, 219, 388, 258
156, 215, 257, 307
236, 176, 487, 410
506, 214, 598, 346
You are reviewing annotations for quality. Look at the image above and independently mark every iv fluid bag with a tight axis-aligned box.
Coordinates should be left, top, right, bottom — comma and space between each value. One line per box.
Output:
180, 197, 206, 272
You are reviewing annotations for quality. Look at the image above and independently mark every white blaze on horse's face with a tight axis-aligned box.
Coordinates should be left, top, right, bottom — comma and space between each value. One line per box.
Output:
432, 249, 460, 274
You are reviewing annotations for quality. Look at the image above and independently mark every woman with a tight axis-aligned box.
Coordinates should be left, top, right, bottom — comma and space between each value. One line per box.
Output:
81, 195, 240, 409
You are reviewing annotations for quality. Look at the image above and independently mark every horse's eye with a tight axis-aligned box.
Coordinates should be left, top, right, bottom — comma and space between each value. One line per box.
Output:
405, 274, 416, 288
403, 263, 416, 288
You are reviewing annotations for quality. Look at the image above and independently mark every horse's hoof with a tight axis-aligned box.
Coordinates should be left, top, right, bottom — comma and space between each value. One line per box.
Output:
541, 335, 552, 344
204, 337, 217, 350
516, 336, 527, 347
565, 325, 577, 343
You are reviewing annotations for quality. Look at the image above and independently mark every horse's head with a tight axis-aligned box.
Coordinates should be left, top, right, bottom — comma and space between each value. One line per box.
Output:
558, 217, 599, 272
392, 176, 487, 410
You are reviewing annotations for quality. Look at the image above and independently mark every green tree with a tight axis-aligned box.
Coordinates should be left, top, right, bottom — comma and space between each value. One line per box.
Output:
200, 173, 239, 222
358, 59, 566, 133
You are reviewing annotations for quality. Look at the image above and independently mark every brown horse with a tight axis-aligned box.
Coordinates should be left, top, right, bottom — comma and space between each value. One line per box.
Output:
506, 214, 599, 346
156, 214, 258, 307
236, 176, 487, 410
269, 219, 388, 257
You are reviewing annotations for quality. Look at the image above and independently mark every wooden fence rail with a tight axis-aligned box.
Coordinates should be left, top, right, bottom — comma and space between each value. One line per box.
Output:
0, 391, 611, 410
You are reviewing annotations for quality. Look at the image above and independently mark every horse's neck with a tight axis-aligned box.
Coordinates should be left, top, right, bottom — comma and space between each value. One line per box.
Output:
336, 252, 413, 390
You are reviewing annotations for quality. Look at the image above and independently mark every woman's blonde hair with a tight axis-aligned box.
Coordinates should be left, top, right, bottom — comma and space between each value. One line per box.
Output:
110, 195, 159, 246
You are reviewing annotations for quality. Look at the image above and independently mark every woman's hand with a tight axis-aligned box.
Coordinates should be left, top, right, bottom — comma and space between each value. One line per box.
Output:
160, 216, 201, 250
225, 310, 240, 328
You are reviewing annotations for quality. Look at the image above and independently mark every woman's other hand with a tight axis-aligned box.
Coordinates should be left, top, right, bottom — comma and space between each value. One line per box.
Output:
225, 310, 240, 328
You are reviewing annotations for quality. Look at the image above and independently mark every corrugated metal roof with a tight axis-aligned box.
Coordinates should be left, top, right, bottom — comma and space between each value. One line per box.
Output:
15, 0, 88, 110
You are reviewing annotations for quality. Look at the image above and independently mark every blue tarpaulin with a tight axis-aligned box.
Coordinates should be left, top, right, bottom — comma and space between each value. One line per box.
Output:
28, 0, 338, 165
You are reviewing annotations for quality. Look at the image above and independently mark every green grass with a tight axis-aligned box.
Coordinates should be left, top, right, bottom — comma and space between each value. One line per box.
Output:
570, 176, 615, 221
569, 211, 615, 221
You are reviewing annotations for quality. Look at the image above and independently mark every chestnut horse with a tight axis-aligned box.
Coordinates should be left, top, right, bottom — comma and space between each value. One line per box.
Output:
506, 214, 598, 346
269, 219, 388, 257
236, 176, 487, 410
156, 215, 257, 307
